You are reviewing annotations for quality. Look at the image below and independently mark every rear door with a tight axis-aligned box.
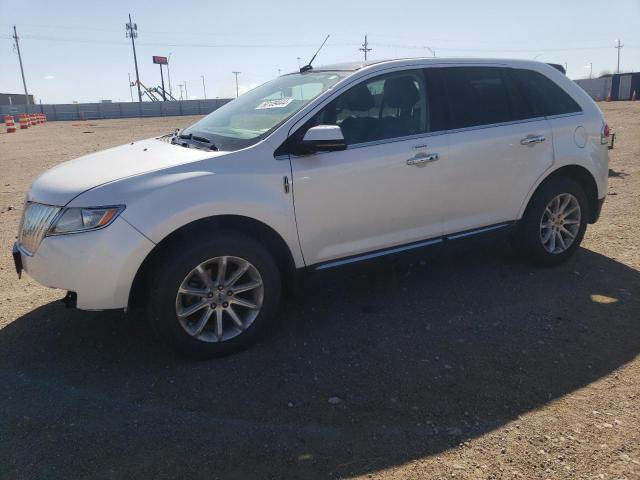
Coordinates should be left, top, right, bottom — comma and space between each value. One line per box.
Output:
437, 66, 555, 235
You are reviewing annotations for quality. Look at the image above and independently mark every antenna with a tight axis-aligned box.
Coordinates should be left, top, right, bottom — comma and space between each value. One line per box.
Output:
300, 35, 330, 72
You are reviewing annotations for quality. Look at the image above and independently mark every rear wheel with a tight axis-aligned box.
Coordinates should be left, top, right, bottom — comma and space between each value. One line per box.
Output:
146, 231, 281, 358
517, 177, 589, 266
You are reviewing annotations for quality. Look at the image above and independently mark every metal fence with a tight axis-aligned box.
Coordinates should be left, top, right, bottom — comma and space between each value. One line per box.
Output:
574, 78, 613, 101
0, 99, 233, 121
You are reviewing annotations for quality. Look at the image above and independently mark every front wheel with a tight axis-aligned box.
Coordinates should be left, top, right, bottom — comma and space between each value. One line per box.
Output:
146, 231, 281, 358
517, 177, 589, 266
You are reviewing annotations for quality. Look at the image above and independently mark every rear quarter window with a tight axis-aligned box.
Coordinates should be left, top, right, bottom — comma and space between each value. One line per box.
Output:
512, 69, 582, 117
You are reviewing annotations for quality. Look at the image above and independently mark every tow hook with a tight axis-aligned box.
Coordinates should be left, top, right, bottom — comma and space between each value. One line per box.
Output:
62, 291, 77, 309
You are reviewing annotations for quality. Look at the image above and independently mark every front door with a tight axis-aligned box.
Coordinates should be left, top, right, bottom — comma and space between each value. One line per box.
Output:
289, 69, 448, 266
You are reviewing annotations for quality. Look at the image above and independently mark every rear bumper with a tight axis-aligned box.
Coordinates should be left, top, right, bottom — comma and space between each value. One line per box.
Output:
16, 217, 154, 310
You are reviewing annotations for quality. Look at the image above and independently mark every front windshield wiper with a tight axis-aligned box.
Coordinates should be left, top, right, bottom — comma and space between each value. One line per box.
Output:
173, 132, 218, 151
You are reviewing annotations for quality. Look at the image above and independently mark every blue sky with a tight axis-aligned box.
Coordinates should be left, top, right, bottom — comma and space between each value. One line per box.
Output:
1, 0, 638, 103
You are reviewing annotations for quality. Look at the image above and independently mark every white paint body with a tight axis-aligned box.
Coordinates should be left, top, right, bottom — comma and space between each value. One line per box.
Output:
17, 58, 609, 310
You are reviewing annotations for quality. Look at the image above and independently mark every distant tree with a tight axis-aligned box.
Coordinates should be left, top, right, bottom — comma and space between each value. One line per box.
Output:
599, 70, 612, 78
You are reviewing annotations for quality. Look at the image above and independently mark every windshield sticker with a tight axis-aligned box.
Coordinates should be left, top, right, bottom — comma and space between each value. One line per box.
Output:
255, 98, 294, 109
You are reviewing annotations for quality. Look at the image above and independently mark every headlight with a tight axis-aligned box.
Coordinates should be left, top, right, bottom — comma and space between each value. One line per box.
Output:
48, 206, 125, 235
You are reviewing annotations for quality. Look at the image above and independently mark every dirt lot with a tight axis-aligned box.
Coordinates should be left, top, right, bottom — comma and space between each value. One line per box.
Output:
1, 105, 638, 479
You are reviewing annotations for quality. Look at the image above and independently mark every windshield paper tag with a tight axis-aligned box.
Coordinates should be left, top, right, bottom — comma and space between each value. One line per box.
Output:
255, 98, 294, 109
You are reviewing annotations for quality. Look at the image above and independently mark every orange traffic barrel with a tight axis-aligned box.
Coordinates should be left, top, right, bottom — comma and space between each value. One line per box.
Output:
18, 114, 29, 129
5, 115, 16, 133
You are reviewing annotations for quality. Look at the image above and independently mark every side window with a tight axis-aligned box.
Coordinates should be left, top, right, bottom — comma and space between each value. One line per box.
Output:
512, 69, 582, 116
503, 69, 535, 120
443, 67, 513, 128
312, 70, 428, 145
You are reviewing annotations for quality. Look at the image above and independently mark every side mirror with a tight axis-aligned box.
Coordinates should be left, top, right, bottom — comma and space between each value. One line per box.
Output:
300, 125, 346, 153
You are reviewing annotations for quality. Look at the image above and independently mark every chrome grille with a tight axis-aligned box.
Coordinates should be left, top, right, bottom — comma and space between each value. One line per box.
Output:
17, 202, 61, 255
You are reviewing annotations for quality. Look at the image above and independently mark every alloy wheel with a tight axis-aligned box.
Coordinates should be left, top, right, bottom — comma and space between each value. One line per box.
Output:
175, 256, 264, 342
539, 193, 581, 254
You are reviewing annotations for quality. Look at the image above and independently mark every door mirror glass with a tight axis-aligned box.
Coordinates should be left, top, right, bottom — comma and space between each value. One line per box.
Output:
300, 125, 346, 153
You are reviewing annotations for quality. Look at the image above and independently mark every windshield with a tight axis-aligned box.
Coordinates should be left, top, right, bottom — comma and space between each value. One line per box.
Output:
181, 71, 349, 151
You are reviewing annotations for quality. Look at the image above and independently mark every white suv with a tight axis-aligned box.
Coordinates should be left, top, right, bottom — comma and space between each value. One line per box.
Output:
14, 58, 609, 357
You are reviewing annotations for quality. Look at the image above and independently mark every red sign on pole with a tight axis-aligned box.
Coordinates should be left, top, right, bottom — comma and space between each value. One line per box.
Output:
153, 55, 168, 65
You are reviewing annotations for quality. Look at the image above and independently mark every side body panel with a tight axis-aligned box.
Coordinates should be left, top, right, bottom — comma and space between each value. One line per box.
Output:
441, 118, 554, 234
290, 136, 447, 265
71, 141, 305, 269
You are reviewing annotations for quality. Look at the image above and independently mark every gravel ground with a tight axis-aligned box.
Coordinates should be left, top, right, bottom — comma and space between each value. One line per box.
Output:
0, 105, 638, 479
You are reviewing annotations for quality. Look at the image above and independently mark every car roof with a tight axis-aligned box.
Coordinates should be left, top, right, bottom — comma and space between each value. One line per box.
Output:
299, 57, 550, 74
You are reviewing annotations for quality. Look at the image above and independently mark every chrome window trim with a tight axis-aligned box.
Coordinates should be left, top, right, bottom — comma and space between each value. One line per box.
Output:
287, 115, 554, 158
280, 64, 585, 157
545, 111, 584, 120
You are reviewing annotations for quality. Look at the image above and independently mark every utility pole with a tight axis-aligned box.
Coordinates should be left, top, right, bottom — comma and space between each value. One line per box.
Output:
167, 52, 173, 97
159, 63, 166, 101
232, 71, 241, 98
297, 57, 301, 69
12, 25, 29, 105
359, 34, 372, 61
615, 39, 624, 73
201, 75, 207, 99
184, 81, 188, 99
128, 73, 134, 101
126, 14, 142, 103
178, 83, 184, 100
589, 62, 593, 79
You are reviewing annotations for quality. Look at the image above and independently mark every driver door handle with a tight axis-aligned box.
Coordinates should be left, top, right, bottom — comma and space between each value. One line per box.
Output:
407, 152, 439, 166
520, 134, 546, 146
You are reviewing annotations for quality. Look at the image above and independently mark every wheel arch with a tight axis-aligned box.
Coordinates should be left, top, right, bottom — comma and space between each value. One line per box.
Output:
128, 215, 298, 311
519, 164, 600, 224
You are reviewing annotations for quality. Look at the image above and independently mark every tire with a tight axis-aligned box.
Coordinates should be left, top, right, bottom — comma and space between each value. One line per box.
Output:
517, 177, 589, 266
145, 230, 281, 359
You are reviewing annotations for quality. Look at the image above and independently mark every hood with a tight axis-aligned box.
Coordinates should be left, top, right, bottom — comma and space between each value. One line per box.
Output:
28, 138, 225, 206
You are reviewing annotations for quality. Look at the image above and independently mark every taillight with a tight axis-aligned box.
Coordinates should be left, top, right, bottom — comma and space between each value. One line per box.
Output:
601, 122, 610, 144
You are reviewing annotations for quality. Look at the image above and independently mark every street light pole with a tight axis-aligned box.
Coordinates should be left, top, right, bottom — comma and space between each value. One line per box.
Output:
201, 75, 207, 99
159, 63, 166, 101
232, 71, 241, 98
167, 52, 173, 97
128, 72, 134, 102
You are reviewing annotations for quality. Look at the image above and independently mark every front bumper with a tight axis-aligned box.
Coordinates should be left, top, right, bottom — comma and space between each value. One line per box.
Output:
14, 217, 155, 310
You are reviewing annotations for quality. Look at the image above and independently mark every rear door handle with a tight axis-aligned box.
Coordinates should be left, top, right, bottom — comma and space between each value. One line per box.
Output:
520, 134, 546, 146
407, 152, 439, 166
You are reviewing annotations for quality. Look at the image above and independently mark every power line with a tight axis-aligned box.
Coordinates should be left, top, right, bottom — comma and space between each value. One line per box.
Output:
12, 25, 30, 105
125, 14, 142, 103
